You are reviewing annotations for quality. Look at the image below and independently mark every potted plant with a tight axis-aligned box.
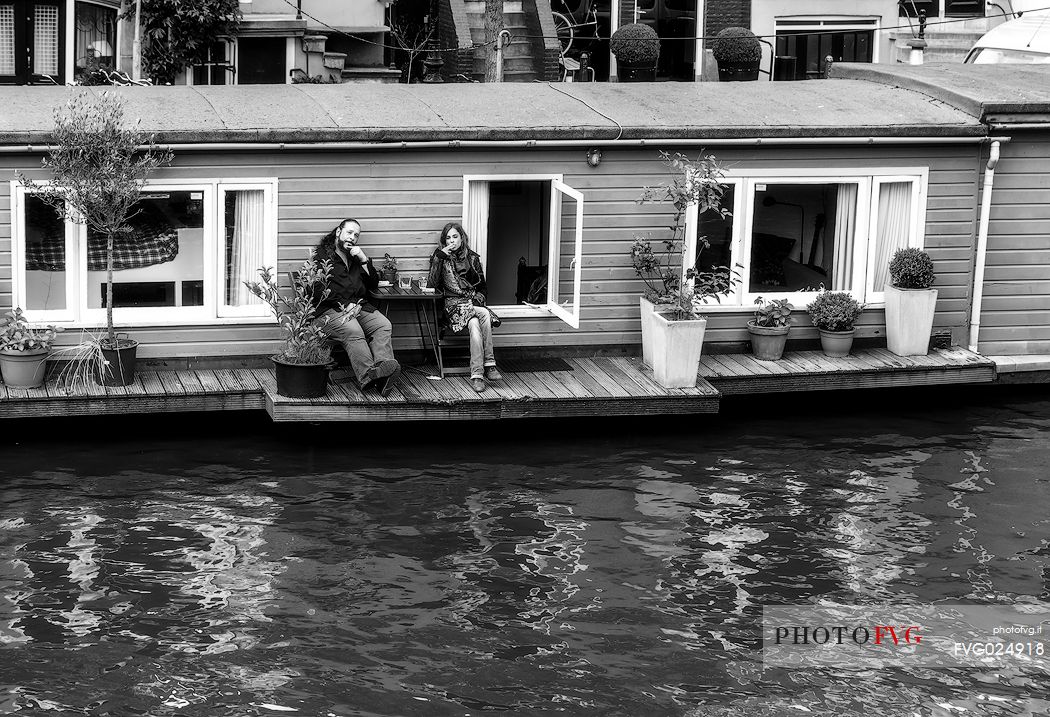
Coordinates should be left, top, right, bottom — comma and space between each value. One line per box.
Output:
244, 257, 346, 399
747, 297, 792, 361
0, 308, 61, 389
712, 26, 762, 82
20, 91, 171, 387
380, 253, 399, 284
610, 23, 660, 82
631, 152, 736, 388
885, 247, 937, 356
807, 289, 864, 358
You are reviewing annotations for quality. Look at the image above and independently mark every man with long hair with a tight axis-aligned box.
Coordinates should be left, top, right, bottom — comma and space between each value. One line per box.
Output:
313, 218, 400, 395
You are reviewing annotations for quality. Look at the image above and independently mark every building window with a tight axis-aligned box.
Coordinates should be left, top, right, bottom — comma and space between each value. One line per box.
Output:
13, 179, 278, 326
462, 175, 584, 328
685, 171, 927, 307
774, 18, 877, 80
191, 40, 232, 85
74, 1, 117, 80
0, 1, 64, 84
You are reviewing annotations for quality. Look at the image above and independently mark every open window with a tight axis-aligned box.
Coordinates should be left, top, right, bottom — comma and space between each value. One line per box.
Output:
462, 175, 585, 328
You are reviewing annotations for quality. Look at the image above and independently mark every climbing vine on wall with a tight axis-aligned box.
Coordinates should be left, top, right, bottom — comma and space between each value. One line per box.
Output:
124, 0, 241, 85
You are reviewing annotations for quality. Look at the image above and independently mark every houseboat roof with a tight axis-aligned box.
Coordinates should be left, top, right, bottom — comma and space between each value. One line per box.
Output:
830, 63, 1050, 123
0, 80, 985, 147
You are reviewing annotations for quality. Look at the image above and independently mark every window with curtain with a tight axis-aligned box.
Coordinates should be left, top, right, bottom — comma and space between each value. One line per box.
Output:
15, 180, 277, 325
74, 1, 117, 76
225, 189, 266, 307
685, 171, 926, 307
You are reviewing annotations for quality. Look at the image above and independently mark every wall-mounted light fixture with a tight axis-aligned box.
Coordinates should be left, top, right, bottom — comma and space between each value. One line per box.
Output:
586, 148, 602, 168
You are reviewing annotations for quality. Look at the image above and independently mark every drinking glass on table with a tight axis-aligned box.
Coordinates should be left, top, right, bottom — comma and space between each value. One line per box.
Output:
398, 274, 411, 290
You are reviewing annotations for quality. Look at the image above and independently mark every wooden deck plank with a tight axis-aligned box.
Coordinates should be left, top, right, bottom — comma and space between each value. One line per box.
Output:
721, 353, 777, 377
157, 372, 186, 396
499, 371, 537, 399
533, 371, 576, 399
591, 357, 659, 397
783, 352, 827, 373
698, 355, 736, 379
174, 370, 206, 395
194, 370, 226, 394
512, 370, 561, 399
545, 367, 595, 399
574, 358, 634, 398
610, 357, 685, 395
708, 353, 753, 378
213, 369, 243, 393
138, 371, 167, 396
234, 369, 263, 392
562, 360, 612, 398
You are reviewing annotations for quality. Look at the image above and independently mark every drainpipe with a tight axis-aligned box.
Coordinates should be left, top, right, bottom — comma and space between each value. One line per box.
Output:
132, 0, 142, 81
494, 29, 511, 83
968, 139, 1004, 353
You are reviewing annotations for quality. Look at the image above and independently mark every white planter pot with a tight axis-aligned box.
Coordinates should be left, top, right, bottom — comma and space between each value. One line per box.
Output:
884, 284, 938, 356
639, 296, 658, 368
650, 311, 707, 388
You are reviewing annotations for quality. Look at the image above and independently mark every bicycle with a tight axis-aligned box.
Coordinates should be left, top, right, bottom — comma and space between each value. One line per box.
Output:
551, 0, 599, 57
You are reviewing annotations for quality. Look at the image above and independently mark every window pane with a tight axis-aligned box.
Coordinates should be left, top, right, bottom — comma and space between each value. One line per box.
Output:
485, 181, 549, 305
750, 183, 857, 292
0, 5, 14, 75
224, 189, 266, 306
872, 181, 913, 290
693, 184, 734, 273
24, 195, 67, 311
33, 4, 60, 76
74, 2, 117, 77
87, 191, 205, 309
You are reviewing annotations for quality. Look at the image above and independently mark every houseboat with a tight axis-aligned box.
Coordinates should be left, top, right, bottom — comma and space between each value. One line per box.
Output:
0, 65, 1047, 419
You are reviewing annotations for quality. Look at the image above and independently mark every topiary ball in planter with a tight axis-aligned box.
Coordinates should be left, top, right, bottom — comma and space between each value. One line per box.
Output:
712, 26, 762, 82
889, 247, 935, 289
611, 23, 660, 82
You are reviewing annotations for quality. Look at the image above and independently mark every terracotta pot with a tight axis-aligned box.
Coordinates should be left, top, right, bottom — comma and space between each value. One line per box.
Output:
747, 322, 790, 361
0, 347, 49, 389
818, 329, 855, 358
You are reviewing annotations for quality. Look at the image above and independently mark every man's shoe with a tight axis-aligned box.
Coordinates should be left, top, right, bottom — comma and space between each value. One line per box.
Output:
375, 359, 400, 378
359, 368, 379, 391
484, 366, 502, 381
471, 377, 487, 393
378, 363, 401, 397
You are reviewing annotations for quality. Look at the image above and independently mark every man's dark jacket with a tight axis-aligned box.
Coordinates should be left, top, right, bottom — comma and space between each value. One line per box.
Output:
311, 241, 380, 315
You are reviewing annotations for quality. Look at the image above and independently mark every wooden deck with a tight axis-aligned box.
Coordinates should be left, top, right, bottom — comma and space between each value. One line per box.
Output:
699, 346, 995, 395
261, 357, 720, 422
0, 348, 996, 422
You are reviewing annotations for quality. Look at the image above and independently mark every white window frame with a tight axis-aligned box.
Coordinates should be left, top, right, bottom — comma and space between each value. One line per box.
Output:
683, 167, 929, 312
65, 0, 120, 83
461, 173, 586, 326
11, 177, 278, 327
773, 16, 881, 63
187, 37, 234, 86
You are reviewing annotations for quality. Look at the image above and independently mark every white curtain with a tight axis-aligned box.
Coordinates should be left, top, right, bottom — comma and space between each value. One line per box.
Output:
832, 183, 858, 290
74, 2, 117, 68
465, 180, 489, 266
872, 182, 913, 290
228, 190, 265, 306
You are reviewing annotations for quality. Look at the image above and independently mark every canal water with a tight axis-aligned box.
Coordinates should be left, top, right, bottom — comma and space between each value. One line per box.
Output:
1, 387, 1048, 716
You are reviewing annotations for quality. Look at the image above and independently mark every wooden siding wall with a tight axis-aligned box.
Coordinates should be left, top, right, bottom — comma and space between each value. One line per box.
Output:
978, 131, 1050, 356
0, 144, 980, 359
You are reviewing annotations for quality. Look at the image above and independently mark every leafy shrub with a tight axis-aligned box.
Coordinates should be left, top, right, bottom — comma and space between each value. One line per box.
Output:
381, 253, 398, 273
610, 23, 660, 65
244, 257, 345, 365
0, 308, 61, 352
889, 248, 935, 289
750, 297, 793, 328
711, 26, 762, 63
807, 290, 863, 332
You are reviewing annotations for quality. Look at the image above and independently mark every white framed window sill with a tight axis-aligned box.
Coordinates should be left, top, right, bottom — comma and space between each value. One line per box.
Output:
488, 305, 556, 319
41, 315, 278, 330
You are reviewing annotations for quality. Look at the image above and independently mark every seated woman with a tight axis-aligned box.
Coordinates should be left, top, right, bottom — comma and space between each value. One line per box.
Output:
427, 222, 502, 392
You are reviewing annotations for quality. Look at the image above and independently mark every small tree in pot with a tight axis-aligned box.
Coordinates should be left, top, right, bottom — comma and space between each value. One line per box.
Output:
807, 289, 863, 357
20, 91, 172, 386
747, 297, 792, 361
712, 26, 762, 82
885, 247, 937, 356
0, 308, 62, 389
611, 23, 660, 82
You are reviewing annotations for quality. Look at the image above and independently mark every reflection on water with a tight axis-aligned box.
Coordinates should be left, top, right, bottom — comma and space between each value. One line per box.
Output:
1, 391, 1050, 716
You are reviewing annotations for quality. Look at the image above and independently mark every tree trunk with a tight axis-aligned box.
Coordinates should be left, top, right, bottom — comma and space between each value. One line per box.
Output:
106, 231, 115, 347
483, 0, 503, 82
